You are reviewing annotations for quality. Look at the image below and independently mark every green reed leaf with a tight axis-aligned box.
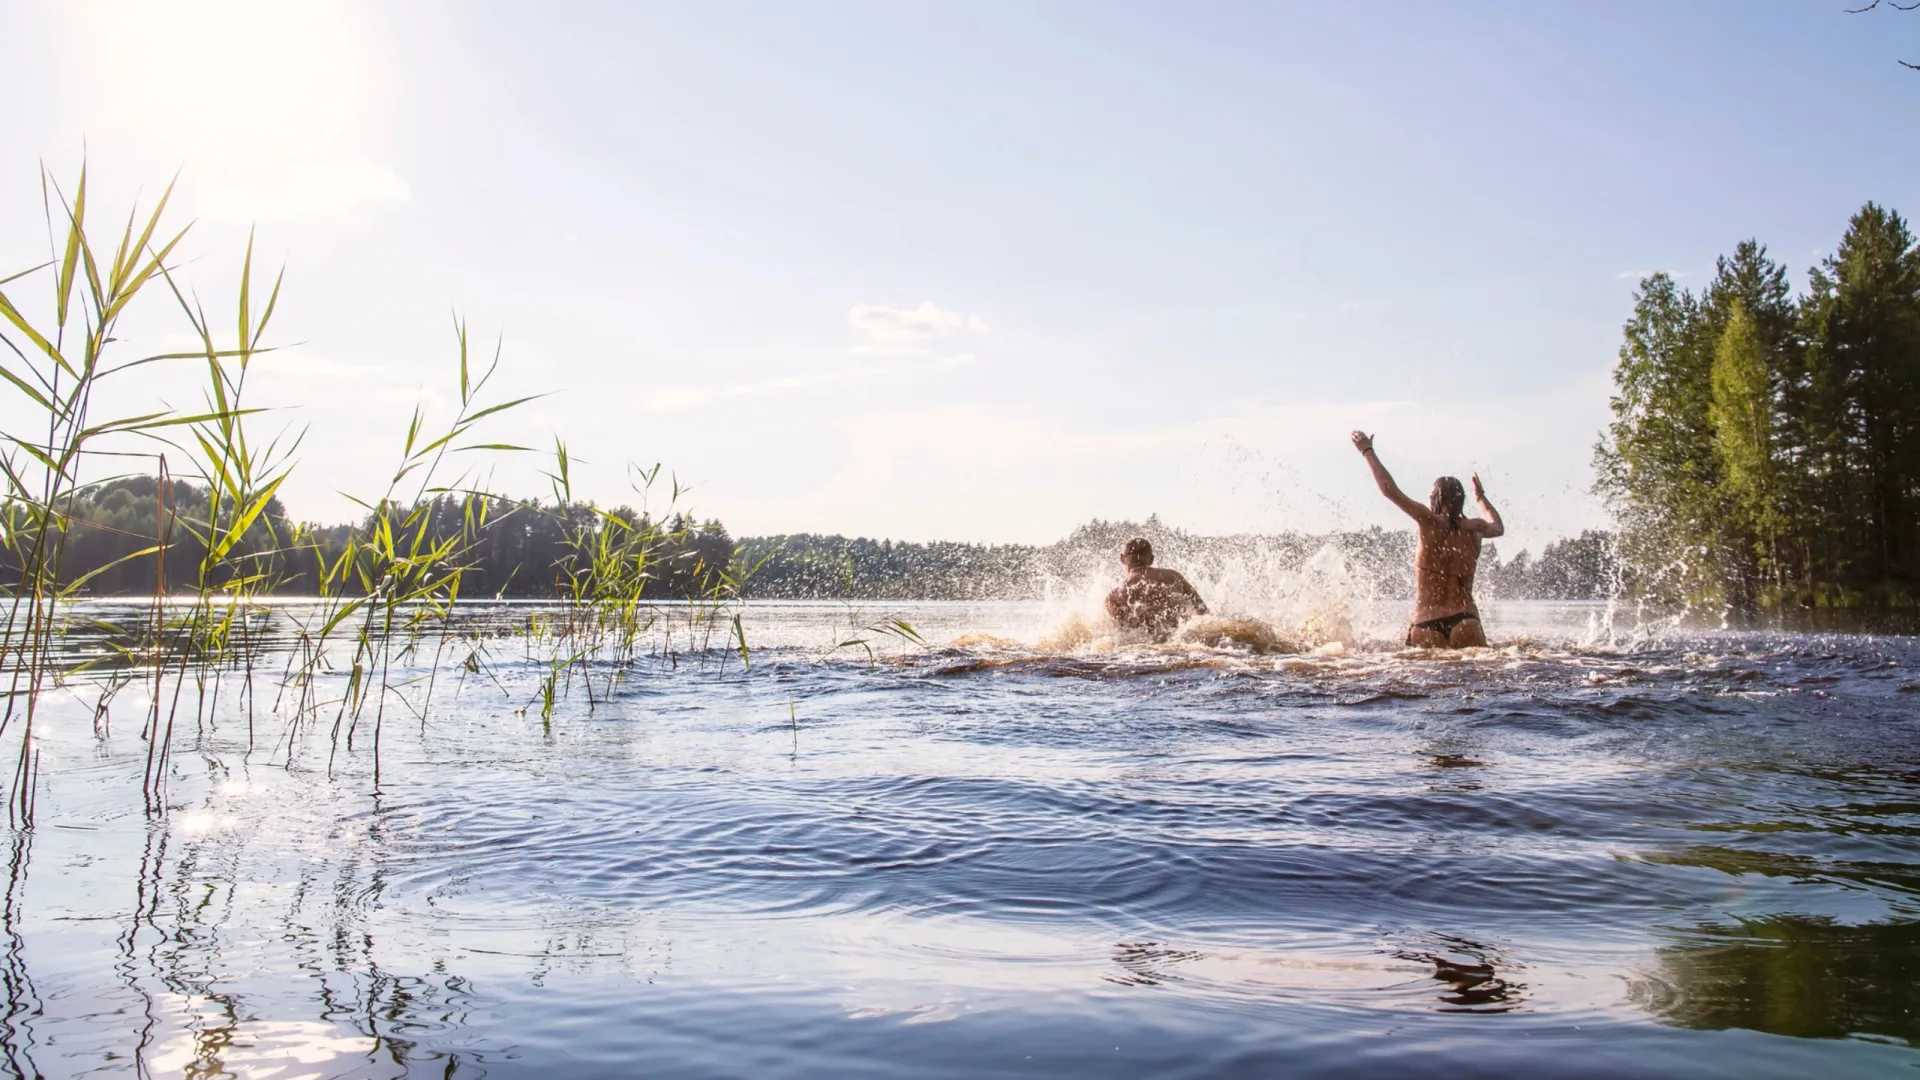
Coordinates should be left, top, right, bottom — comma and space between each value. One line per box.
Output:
207, 472, 286, 565
237, 229, 253, 363
109, 173, 177, 302
99, 344, 261, 380
402, 406, 423, 459
5, 436, 68, 478
0, 289, 73, 376
460, 394, 545, 426
106, 225, 190, 324
0, 261, 52, 289
0, 363, 56, 412
456, 317, 470, 405
54, 165, 85, 329
251, 265, 284, 353
63, 545, 163, 595
317, 597, 367, 639
80, 407, 264, 440
192, 429, 238, 499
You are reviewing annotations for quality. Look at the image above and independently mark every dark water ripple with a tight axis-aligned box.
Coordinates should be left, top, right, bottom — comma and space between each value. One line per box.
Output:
8, 605, 1920, 1076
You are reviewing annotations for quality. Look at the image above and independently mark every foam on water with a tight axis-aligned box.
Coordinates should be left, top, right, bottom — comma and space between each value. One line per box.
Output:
1019, 541, 1391, 657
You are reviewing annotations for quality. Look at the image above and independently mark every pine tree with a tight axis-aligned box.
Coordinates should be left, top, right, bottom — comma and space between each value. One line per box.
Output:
1603, 215, 1920, 617
1595, 273, 1726, 612
1801, 204, 1920, 601
1700, 243, 1797, 612
1709, 300, 1778, 608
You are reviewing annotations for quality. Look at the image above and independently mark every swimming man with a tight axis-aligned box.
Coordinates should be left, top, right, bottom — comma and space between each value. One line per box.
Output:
1105, 537, 1208, 641
1350, 431, 1504, 648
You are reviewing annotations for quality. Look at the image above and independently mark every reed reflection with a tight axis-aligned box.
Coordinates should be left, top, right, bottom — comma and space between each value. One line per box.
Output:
1632, 916, 1920, 1044
0, 831, 39, 1080
105, 793, 486, 1078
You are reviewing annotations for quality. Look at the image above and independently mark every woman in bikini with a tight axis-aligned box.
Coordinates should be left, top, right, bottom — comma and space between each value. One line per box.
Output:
1350, 431, 1504, 648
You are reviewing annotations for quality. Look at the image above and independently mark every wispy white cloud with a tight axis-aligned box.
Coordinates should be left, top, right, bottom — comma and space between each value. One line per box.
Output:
1614, 269, 1687, 281
847, 301, 990, 356
636, 303, 989, 413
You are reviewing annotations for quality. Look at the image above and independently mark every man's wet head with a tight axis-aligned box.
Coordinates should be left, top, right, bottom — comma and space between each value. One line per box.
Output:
1121, 537, 1154, 570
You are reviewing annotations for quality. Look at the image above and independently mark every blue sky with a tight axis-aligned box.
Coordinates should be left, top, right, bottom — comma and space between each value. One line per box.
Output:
2, 1, 1917, 552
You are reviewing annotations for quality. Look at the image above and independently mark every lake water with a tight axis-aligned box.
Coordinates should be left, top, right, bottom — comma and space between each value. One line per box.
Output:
4, 599, 1918, 1078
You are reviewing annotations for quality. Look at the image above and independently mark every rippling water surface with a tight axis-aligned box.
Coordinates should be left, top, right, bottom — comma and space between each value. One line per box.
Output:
7, 600, 1919, 1077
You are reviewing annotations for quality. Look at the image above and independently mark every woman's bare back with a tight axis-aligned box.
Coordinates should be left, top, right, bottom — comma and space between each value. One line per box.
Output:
1349, 431, 1505, 648
1412, 517, 1493, 623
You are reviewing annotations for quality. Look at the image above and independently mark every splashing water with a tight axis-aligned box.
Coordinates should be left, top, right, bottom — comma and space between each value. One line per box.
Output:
1024, 540, 1412, 655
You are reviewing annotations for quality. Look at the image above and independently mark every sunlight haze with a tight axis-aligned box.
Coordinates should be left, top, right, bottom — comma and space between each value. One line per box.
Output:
3, 1, 1915, 554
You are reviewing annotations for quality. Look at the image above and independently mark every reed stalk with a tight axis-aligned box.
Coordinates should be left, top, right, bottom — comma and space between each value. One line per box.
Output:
0, 163, 261, 825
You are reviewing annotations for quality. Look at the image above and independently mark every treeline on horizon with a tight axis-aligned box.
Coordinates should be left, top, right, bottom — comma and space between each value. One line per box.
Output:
1599, 203, 1920, 616
740, 517, 1614, 602
5, 477, 737, 601
13, 479, 1616, 603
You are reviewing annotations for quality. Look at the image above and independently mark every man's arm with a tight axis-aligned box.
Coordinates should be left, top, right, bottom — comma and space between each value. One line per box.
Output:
1181, 576, 1209, 616
1350, 431, 1429, 521
1471, 474, 1505, 538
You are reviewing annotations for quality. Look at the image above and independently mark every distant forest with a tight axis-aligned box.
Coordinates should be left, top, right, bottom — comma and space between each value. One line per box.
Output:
1599, 203, 1920, 615
741, 518, 1614, 602
5, 477, 736, 600
9, 478, 1615, 603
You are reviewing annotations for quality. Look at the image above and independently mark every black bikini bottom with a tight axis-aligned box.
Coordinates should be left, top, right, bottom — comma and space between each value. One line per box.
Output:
1408, 611, 1478, 645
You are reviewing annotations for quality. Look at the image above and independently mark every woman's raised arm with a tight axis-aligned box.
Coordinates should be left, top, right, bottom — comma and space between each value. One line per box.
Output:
1351, 432, 1428, 521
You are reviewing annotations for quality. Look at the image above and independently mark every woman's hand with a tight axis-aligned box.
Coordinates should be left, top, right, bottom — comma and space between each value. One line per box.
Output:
1351, 431, 1374, 454
1471, 473, 1504, 536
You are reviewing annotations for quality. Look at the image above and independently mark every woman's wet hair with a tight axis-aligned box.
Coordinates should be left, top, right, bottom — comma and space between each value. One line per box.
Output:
1430, 477, 1466, 531
1122, 537, 1155, 568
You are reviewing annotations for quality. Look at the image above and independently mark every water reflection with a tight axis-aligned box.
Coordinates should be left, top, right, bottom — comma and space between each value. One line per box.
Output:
1420, 752, 1488, 793
1099, 934, 1529, 1015
94, 787, 484, 1078
1633, 916, 1920, 1044
1105, 941, 1205, 987
1660, 852, 1919, 904
1390, 934, 1527, 1014
8, 602, 1920, 1076
0, 831, 39, 1080
120, 822, 167, 1076
146, 1016, 378, 1079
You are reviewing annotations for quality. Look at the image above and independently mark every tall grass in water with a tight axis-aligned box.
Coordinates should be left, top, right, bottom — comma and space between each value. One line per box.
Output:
278, 322, 539, 785
0, 164, 268, 825
533, 447, 767, 715
0, 163, 767, 826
